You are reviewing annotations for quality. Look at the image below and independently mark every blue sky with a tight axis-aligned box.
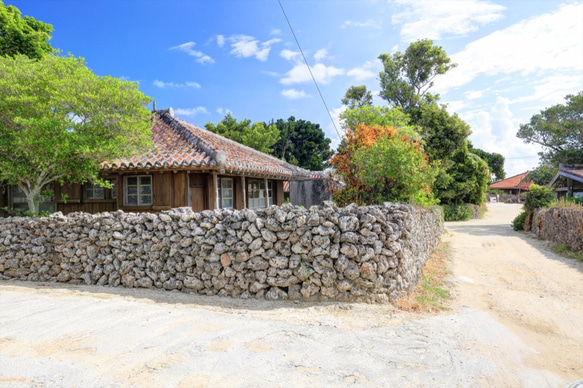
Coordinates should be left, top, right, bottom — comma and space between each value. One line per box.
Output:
8, 0, 583, 177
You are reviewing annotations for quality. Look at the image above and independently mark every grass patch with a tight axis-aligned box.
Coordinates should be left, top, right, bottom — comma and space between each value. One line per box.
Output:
551, 243, 583, 262
395, 241, 453, 312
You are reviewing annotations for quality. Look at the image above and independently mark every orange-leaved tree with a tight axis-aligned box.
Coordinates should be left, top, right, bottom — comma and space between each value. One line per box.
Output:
330, 124, 436, 206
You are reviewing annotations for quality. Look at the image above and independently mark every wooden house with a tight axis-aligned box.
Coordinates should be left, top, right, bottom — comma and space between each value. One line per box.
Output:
548, 164, 583, 201
1, 109, 313, 215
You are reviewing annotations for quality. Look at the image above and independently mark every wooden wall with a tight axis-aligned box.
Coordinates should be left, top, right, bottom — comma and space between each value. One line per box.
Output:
3, 172, 291, 216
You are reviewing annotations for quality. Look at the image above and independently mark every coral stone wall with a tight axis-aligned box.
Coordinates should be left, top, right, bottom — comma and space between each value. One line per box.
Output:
0, 202, 443, 302
532, 208, 583, 251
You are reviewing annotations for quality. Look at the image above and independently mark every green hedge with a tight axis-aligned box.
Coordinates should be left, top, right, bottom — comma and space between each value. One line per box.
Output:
442, 203, 473, 221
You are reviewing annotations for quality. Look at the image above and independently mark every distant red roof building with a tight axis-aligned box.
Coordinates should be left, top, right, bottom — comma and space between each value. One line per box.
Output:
489, 172, 533, 193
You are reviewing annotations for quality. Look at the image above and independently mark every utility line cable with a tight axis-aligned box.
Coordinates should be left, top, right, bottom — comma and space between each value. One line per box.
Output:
277, 0, 342, 139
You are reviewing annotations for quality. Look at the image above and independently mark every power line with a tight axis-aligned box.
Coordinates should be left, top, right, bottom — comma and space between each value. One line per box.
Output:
277, 0, 342, 139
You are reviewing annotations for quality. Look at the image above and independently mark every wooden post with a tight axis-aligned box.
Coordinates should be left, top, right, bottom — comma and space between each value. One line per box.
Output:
212, 172, 219, 210
242, 176, 247, 209
264, 177, 269, 209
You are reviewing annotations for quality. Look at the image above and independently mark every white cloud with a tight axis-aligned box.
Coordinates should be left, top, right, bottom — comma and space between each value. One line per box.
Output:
280, 49, 300, 61
271, 28, 282, 36
461, 97, 542, 176
174, 107, 209, 116
216, 35, 225, 47
444, 99, 471, 113
511, 75, 582, 105
314, 49, 328, 62
464, 90, 484, 100
228, 35, 282, 61
216, 107, 231, 116
281, 89, 312, 99
153, 80, 201, 89
170, 42, 214, 64
435, 3, 583, 93
281, 63, 345, 85
341, 19, 381, 29
347, 60, 379, 81
392, 0, 506, 41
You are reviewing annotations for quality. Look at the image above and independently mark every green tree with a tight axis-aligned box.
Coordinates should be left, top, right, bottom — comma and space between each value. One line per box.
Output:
272, 116, 332, 171
339, 40, 490, 206
341, 85, 373, 109
434, 148, 490, 205
0, 1, 54, 59
517, 91, 583, 166
378, 39, 456, 110
0, 55, 152, 213
340, 105, 414, 136
526, 164, 556, 185
408, 102, 471, 162
469, 145, 506, 181
352, 134, 436, 205
330, 124, 436, 206
205, 113, 279, 155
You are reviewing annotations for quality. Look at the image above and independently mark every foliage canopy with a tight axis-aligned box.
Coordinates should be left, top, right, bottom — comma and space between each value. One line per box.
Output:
330, 124, 436, 206
272, 116, 332, 171
0, 55, 152, 213
525, 164, 556, 185
336, 39, 494, 207
433, 148, 490, 205
341, 85, 373, 110
408, 102, 471, 162
469, 146, 506, 181
517, 91, 583, 166
378, 39, 456, 110
205, 113, 280, 155
0, 1, 54, 59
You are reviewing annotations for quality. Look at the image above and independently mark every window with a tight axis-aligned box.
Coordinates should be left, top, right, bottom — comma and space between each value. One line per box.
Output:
110, 180, 117, 199
124, 176, 152, 206
10, 186, 28, 212
247, 179, 274, 209
9, 184, 55, 213
85, 183, 105, 200
84, 179, 117, 201
219, 178, 234, 209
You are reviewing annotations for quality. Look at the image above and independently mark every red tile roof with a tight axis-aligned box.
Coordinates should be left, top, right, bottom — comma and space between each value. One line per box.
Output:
489, 171, 533, 190
102, 109, 312, 179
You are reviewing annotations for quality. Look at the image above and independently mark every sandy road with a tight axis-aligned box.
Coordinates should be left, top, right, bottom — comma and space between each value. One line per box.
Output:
446, 203, 583, 385
0, 203, 581, 387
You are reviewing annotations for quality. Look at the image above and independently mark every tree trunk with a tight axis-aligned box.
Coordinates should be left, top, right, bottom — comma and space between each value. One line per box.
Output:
23, 186, 40, 214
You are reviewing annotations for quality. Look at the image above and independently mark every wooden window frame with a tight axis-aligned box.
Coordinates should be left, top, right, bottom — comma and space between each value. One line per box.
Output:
83, 179, 117, 203
84, 183, 105, 200
219, 177, 234, 209
247, 179, 274, 210
124, 175, 153, 206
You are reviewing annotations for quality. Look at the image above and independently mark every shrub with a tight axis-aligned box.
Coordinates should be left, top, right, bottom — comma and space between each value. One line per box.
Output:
442, 203, 473, 221
512, 211, 527, 231
330, 124, 436, 206
524, 184, 553, 211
